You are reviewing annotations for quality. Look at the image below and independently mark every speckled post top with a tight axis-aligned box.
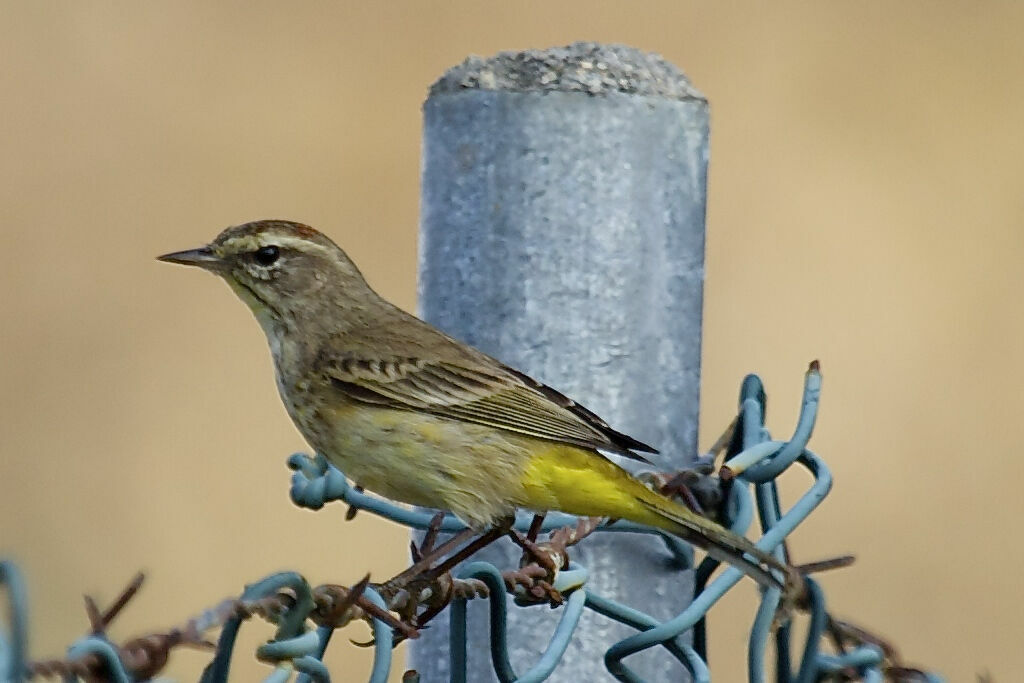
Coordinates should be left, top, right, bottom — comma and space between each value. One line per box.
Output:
429, 41, 705, 100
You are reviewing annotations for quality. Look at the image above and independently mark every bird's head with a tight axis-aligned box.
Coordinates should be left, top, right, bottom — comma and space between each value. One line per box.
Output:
158, 220, 375, 332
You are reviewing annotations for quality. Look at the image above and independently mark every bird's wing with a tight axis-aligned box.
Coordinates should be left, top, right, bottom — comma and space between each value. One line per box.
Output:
318, 354, 657, 460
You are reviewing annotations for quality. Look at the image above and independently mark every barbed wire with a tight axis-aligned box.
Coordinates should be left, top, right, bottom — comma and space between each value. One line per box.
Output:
0, 365, 945, 681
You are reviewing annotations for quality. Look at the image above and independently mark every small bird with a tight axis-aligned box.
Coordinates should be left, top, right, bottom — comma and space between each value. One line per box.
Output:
159, 220, 786, 587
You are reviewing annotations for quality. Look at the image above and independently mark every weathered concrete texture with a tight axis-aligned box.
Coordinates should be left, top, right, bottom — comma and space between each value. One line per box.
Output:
413, 44, 708, 682
431, 41, 705, 100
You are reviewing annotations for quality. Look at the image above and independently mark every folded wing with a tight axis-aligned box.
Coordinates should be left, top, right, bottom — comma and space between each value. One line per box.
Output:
318, 354, 656, 460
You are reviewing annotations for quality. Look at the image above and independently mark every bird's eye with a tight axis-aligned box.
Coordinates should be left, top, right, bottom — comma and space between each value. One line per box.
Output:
254, 245, 280, 266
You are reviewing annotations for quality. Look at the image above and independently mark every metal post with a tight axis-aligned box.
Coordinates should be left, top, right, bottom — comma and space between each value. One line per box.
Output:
414, 42, 708, 682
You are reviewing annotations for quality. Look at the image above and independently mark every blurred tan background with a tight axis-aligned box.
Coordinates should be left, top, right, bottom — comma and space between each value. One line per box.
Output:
1, 1, 1021, 680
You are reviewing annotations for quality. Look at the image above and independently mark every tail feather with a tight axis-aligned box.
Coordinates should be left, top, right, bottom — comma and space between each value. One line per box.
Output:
516, 443, 791, 589
634, 490, 789, 590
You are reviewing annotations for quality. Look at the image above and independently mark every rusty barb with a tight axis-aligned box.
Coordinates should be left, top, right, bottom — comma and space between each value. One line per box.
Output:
25, 571, 392, 680
25, 510, 608, 678
29, 572, 212, 680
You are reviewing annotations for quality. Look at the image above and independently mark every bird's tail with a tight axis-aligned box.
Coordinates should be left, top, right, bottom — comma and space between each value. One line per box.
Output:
628, 480, 789, 590
519, 445, 792, 589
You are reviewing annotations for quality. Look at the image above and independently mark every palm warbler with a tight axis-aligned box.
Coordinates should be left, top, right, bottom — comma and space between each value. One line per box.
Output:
159, 220, 785, 586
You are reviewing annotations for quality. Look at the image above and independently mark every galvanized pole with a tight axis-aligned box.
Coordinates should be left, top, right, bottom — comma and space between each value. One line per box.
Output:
414, 42, 708, 682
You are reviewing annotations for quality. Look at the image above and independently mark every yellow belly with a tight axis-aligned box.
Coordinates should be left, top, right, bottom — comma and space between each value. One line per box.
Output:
284, 388, 650, 530
314, 401, 533, 528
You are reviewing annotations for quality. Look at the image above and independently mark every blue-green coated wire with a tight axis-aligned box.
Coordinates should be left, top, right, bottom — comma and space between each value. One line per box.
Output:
263, 665, 293, 683
515, 587, 587, 683
775, 612, 794, 683
745, 452, 832, 683
794, 578, 826, 683
202, 572, 316, 683
258, 630, 321, 664
605, 451, 832, 682
741, 378, 805, 683
201, 610, 244, 683
693, 480, 756, 663
294, 654, 332, 682
449, 579, 471, 681
862, 669, 883, 683
724, 365, 821, 484
244, 572, 316, 643
743, 366, 822, 483
749, 479, 785, 683
362, 587, 392, 683
585, 592, 700, 681
747, 582, 784, 683
450, 562, 519, 682
761, 482, 793, 683
65, 637, 131, 683
451, 561, 589, 683
720, 440, 784, 476
295, 626, 335, 683
0, 560, 28, 683
815, 644, 884, 672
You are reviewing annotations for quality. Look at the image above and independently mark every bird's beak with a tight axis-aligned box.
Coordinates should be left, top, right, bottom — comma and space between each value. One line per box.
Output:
156, 246, 224, 271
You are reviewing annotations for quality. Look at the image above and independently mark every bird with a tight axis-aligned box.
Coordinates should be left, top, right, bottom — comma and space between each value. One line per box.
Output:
158, 219, 787, 587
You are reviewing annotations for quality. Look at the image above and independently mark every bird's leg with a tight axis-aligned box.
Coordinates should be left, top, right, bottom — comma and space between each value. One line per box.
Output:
657, 473, 706, 515
507, 513, 558, 572
508, 528, 558, 574
648, 415, 741, 516
375, 518, 514, 636
383, 527, 477, 595
423, 520, 510, 581
509, 515, 603, 573
377, 526, 478, 634
380, 516, 511, 603
526, 513, 545, 542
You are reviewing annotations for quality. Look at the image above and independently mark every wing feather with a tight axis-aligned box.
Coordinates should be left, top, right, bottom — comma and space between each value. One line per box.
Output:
319, 354, 656, 459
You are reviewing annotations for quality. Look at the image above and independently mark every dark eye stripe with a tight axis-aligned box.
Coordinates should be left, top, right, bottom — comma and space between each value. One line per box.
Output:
255, 245, 280, 266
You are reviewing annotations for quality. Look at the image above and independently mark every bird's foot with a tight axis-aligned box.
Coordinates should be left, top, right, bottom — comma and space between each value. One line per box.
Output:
508, 528, 561, 575
504, 515, 602, 607
503, 565, 564, 607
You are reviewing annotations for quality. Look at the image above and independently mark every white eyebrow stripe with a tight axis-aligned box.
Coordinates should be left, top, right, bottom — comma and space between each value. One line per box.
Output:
220, 234, 335, 259
266, 235, 335, 257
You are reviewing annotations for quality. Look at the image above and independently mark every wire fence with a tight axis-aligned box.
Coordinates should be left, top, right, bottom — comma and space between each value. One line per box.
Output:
1, 365, 944, 681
